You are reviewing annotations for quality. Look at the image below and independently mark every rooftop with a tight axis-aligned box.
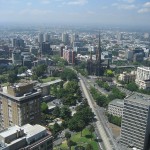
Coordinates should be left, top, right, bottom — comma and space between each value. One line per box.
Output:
137, 66, 150, 71
109, 99, 124, 107
0, 89, 41, 101
0, 124, 51, 149
125, 92, 150, 106
0, 125, 21, 138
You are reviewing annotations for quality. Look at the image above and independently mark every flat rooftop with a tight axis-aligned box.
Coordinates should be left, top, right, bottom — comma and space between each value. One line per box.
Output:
22, 124, 47, 138
125, 92, 150, 106
137, 66, 150, 71
0, 125, 21, 138
0, 89, 41, 101
109, 99, 124, 107
0, 124, 51, 149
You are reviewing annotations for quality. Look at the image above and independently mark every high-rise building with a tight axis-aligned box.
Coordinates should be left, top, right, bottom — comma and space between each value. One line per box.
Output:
38, 33, 44, 44
63, 49, 76, 64
120, 93, 150, 150
12, 50, 22, 66
60, 45, 65, 57
12, 38, 25, 48
41, 42, 51, 55
44, 33, 50, 42
0, 81, 41, 129
71, 33, 79, 44
135, 67, 150, 89
62, 33, 69, 44
0, 124, 53, 150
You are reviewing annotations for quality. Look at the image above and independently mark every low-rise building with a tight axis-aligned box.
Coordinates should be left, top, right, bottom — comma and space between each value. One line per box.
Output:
135, 67, 150, 89
0, 124, 53, 150
118, 71, 136, 83
108, 99, 124, 117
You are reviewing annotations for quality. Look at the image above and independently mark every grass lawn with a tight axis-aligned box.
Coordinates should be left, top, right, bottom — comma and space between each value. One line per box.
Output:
54, 128, 99, 150
42, 77, 60, 83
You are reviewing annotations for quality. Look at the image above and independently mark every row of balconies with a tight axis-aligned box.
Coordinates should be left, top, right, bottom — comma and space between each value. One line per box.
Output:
120, 136, 143, 149
123, 111, 147, 121
121, 125, 145, 137
121, 132, 144, 144
122, 115, 147, 127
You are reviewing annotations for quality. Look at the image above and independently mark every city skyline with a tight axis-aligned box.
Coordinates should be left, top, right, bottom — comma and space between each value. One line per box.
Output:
0, 0, 150, 27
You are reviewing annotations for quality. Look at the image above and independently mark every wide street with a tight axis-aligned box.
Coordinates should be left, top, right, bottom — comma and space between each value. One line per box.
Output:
79, 74, 113, 150
79, 74, 123, 150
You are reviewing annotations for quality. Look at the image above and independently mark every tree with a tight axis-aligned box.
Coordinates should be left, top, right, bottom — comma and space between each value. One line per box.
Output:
61, 121, 68, 129
53, 123, 61, 135
41, 102, 48, 113
60, 106, 71, 120
60, 68, 77, 81
68, 117, 79, 131
103, 82, 110, 91
78, 120, 85, 137
65, 81, 79, 94
86, 144, 93, 150
126, 82, 138, 91
53, 106, 60, 117
67, 139, 73, 150
88, 125, 95, 140
65, 131, 71, 141
62, 94, 77, 106
105, 69, 114, 77
0, 75, 7, 83
32, 64, 47, 77
7, 71, 18, 83
18, 66, 27, 74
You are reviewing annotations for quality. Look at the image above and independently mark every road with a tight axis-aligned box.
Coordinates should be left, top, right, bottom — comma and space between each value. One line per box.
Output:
81, 75, 121, 150
86, 77, 110, 96
79, 74, 113, 150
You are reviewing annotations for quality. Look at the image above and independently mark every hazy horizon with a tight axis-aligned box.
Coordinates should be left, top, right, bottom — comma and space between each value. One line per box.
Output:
0, 0, 150, 27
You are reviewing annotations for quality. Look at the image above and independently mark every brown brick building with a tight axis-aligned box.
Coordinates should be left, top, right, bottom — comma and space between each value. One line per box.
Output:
0, 81, 42, 130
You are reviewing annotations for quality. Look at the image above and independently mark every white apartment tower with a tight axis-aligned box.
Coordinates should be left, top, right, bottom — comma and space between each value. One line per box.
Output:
38, 33, 44, 44
120, 93, 150, 150
62, 33, 69, 44
135, 67, 150, 89
44, 33, 50, 42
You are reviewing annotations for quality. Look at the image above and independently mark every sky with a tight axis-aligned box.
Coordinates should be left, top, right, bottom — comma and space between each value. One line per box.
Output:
0, 0, 150, 27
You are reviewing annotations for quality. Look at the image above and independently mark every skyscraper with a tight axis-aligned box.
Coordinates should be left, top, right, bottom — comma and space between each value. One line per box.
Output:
38, 33, 44, 44
71, 33, 79, 44
120, 93, 150, 150
44, 33, 50, 42
41, 42, 51, 55
62, 33, 69, 44
12, 50, 22, 66
12, 38, 25, 48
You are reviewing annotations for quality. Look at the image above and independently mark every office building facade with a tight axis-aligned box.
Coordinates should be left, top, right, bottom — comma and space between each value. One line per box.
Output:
108, 99, 124, 117
120, 93, 150, 150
